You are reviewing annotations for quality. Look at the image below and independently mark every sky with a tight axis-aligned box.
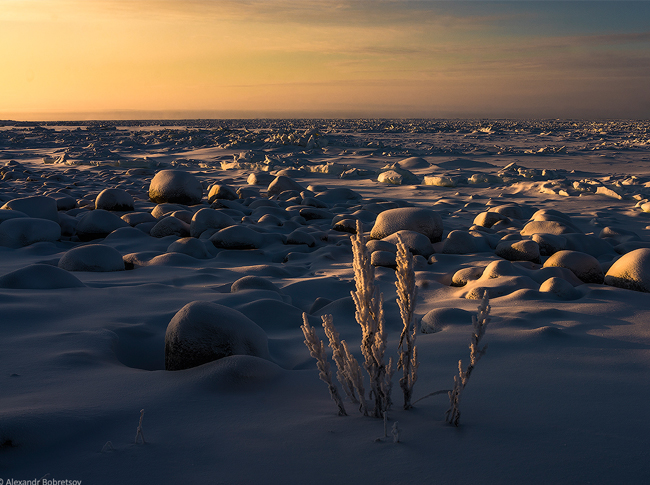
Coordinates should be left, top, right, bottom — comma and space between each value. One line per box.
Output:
1, 0, 649, 120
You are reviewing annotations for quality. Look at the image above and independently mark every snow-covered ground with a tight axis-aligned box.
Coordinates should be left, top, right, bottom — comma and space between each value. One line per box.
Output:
1, 119, 649, 484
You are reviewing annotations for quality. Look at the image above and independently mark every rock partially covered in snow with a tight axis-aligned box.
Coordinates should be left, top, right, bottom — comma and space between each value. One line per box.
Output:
58, 244, 125, 272
76, 210, 130, 241
1, 196, 59, 222
267, 176, 305, 196
208, 184, 238, 202
149, 170, 203, 205
539, 277, 582, 300
441, 230, 490, 254
0, 264, 85, 289
421, 307, 473, 334
383, 230, 434, 257
370, 207, 443, 242
150, 216, 190, 238
167, 237, 213, 259
0, 218, 61, 248
495, 239, 541, 264
231, 275, 282, 294
165, 301, 270, 371
604, 248, 650, 292
377, 164, 419, 185
95, 188, 134, 211
397, 157, 429, 169
210, 225, 264, 250
543, 250, 604, 284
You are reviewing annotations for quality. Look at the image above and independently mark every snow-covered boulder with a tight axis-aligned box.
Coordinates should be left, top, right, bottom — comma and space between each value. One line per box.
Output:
397, 157, 429, 169
231, 275, 282, 294
0, 264, 85, 289
0, 209, 28, 224
383, 230, 434, 258
208, 184, 238, 202
189, 208, 235, 238
149, 170, 203, 205
95, 188, 134, 211
421, 307, 473, 334
521, 220, 577, 236
370, 250, 397, 268
539, 277, 581, 300
150, 216, 191, 238
285, 229, 316, 247
76, 209, 130, 241
495, 239, 541, 263
473, 211, 508, 228
0, 218, 61, 248
209, 225, 264, 250
1, 196, 59, 222
604, 248, 650, 292
543, 250, 604, 284
165, 301, 270, 371
370, 207, 443, 242
167, 237, 213, 259
441, 230, 490, 254
267, 176, 305, 196
58, 244, 125, 272
121, 212, 157, 227
247, 172, 275, 186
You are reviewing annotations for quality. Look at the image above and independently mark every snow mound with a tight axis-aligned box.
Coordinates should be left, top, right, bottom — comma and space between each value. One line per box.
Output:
397, 156, 429, 169
0, 264, 85, 289
167, 237, 213, 259
149, 169, 203, 205
95, 188, 134, 211
0, 196, 59, 222
370, 207, 443, 242
190, 208, 235, 238
383, 230, 434, 257
495, 239, 541, 263
231, 275, 282, 294
210, 225, 264, 250
604, 248, 650, 292
267, 175, 305, 196
76, 209, 130, 241
421, 307, 473, 333
0, 218, 61, 248
165, 301, 270, 371
543, 250, 604, 284
539, 277, 582, 300
58, 244, 125, 272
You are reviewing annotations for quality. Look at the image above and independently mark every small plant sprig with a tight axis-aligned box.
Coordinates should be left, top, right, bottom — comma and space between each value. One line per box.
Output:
350, 220, 390, 418
135, 409, 146, 444
446, 291, 491, 426
395, 235, 419, 410
301, 313, 348, 416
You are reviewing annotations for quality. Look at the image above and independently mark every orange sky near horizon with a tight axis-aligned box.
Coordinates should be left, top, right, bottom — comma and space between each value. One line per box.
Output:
1, 0, 649, 120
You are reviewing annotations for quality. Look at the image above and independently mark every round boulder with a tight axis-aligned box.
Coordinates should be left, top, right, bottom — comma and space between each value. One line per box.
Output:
95, 188, 134, 211
76, 210, 130, 241
190, 207, 235, 237
1, 196, 59, 222
58, 244, 125, 272
539, 277, 581, 300
604, 248, 650, 292
0, 218, 61, 248
370, 207, 443, 242
209, 225, 264, 250
0, 264, 85, 289
149, 170, 203, 205
543, 250, 604, 284
231, 276, 282, 294
165, 301, 270, 371
495, 239, 541, 264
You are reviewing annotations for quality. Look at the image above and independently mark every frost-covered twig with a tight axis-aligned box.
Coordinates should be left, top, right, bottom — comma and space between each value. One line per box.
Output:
301, 313, 348, 416
341, 340, 369, 416
446, 291, 491, 426
322, 314, 358, 404
350, 220, 391, 418
135, 409, 145, 444
395, 235, 419, 409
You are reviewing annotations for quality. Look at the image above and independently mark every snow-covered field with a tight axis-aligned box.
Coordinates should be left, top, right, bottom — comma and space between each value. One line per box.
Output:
1, 119, 649, 484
